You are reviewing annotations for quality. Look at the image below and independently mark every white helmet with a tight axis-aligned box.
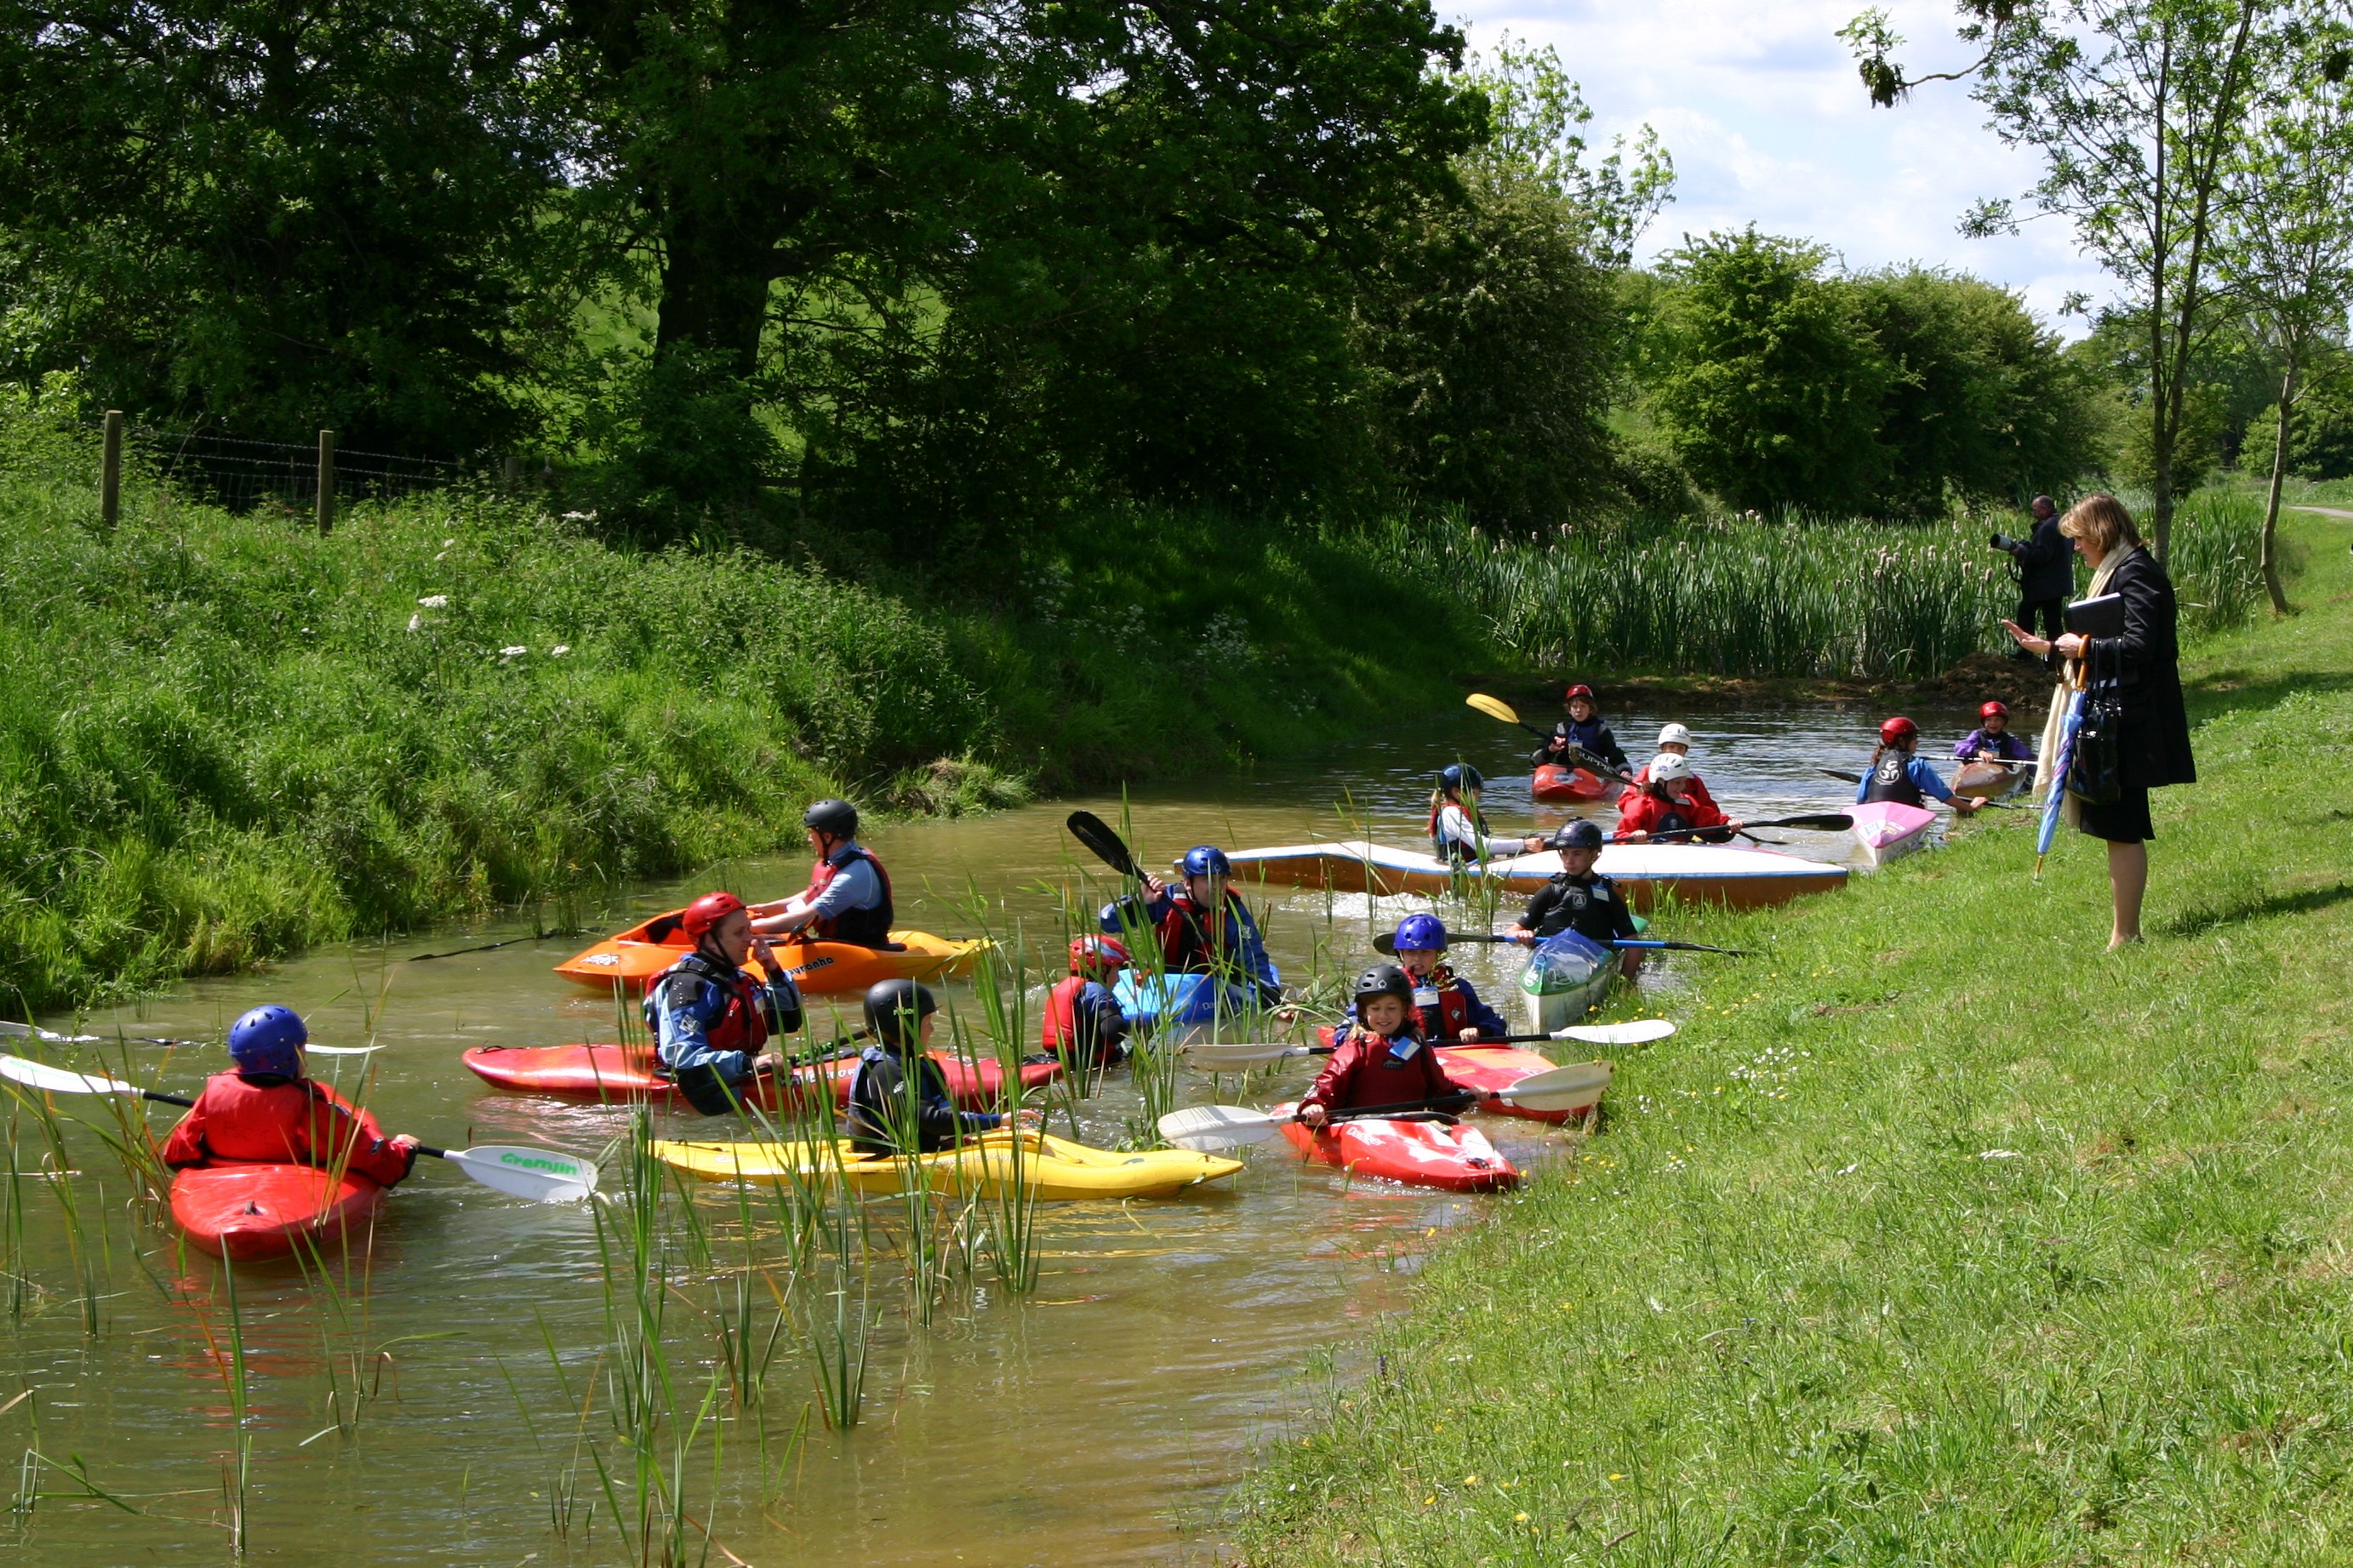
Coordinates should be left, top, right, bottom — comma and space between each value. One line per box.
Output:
1656, 722, 1693, 750
1648, 751, 1695, 784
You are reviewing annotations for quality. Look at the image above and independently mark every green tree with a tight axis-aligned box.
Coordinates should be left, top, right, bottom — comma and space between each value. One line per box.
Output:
1843, 0, 2279, 562
2219, 7, 2353, 613
1853, 267, 2105, 514
1648, 230, 1892, 514
0, 0, 571, 453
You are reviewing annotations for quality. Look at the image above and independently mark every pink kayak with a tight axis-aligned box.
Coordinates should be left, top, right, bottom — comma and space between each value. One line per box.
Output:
1271, 1101, 1519, 1193
1848, 801, 1938, 866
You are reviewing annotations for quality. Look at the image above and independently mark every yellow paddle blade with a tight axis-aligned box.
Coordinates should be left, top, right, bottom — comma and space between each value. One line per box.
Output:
1465, 693, 1522, 727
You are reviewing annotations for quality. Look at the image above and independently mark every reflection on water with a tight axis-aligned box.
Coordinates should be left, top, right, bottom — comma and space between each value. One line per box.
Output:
8, 696, 1994, 1564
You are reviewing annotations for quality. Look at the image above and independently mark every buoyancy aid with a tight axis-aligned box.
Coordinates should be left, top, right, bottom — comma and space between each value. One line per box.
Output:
1616, 790, 1693, 839
1157, 889, 1249, 974
1425, 798, 1489, 864
1302, 1024, 1458, 1115
1862, 750, 1925, 807
1042, 974, 1126, 1063
1407, 966, 1477, 1041
643, 950, 774, 1066
804, 844, 895, 947
159, 1075, 416, 1187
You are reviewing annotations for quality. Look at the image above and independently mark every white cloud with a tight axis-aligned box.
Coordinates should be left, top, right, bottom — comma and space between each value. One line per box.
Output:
1454, 0, 2110, 330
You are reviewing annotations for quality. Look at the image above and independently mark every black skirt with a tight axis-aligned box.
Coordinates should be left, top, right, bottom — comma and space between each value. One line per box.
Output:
2076, 784, 2153, 844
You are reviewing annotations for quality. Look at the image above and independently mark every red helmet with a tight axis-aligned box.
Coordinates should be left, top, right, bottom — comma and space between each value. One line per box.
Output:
681, 891, 747, 937
1878, 716, 1919, 746
1071, 934, 1129, 974
1564, 683, 1596, 704
1979, 700, 2009, 721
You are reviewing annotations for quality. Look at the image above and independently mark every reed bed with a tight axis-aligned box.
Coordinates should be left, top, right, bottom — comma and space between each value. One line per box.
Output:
1375, 493, 2267, 680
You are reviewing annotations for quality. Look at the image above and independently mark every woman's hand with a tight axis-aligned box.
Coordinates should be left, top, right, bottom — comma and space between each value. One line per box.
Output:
2053, 631, 2087, 659
1297, 1102, 1328, 1128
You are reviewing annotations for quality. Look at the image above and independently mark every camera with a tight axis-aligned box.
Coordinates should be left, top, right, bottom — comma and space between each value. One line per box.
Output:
1989, 532, 2018, 552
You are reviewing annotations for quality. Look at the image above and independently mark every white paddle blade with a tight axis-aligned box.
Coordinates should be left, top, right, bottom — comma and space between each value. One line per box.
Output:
1553, 1019, 1677, 1046
1494, 1060, 1612, 1111
0, 1054, 139, 1097
307, 1044, 385, 1057
1157, 1103, 1285, 1152
442, 1145, 600, 1204
1183, 1041, 1308, 1069
0, 1020, 101, 1045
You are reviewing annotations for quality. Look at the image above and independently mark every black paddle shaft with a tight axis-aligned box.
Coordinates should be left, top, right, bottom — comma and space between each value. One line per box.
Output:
1065, 811, 1143, 880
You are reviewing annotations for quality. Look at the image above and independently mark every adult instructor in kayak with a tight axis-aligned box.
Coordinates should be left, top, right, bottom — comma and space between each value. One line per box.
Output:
162, 1006, 420, 1184
750, 799, 894, 947
1297, 966, 1474, 1129
1103, 845, 1284, 1009
645, 891, 806, 1115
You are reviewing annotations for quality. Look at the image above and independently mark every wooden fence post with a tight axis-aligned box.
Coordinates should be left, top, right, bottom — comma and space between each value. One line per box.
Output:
100, 410, 123, 526
316, 430, 336, 535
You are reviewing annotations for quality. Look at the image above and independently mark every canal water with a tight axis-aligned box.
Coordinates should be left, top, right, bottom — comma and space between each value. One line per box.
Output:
6, 695, 1997, 1565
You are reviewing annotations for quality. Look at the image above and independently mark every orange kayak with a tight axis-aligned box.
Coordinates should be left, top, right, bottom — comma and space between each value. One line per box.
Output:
1531, 763, 1610, 803
461, 1043, 1058, 1109
554, 911, 988, 995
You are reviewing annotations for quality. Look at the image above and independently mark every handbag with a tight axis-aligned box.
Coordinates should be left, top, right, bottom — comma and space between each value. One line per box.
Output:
2067, 643, 2123, 806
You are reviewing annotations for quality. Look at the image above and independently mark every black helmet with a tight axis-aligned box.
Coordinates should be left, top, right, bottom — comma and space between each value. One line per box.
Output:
1438, 763, 1484, 795
1352, 963, 1415, 1008
1551, 819, 1604, 852
804, 798, 860, 838
862, 978, 936, 1050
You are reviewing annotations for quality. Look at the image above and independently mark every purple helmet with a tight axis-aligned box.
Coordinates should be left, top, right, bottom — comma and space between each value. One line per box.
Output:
227, 1005, 307, 1077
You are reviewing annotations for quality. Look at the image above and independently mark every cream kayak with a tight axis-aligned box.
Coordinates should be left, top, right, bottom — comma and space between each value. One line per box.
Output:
1219, 839, 1848, 909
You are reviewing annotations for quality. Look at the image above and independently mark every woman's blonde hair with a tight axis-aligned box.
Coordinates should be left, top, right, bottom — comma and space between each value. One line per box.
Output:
2059, 493, 2142, 556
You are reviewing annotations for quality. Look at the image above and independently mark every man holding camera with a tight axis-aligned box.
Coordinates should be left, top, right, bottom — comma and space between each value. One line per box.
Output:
1992, 495, 2072, 666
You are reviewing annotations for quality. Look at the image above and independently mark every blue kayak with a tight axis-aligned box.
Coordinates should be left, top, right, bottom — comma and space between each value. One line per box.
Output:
1115, 972, 1252, 1033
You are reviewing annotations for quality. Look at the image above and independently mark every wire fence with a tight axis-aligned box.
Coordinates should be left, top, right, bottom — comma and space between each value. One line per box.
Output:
115, 424, 474, 512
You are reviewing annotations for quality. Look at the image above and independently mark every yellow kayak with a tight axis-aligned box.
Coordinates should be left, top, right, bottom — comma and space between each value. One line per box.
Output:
651, 1130, 1242, 1201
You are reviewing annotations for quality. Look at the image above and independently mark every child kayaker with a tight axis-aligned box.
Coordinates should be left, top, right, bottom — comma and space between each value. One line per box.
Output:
1429, 765, 1545, 867
1104, 846, 1284, 1009
1385, 913, 1509, 1043
1613, 753, 1745, 842
161, 1006, 419, 1184
750, 799, 895, 948
1861, 716, 1984, 814
1531, 683, 1630, 773
1296, 966, 1474, 1129
1620, 722, 1722, 815
645, 891, 806, 1115
1041, 934, 1133, 1067
847, 980, 1035, 1155
1508, 820, 1642, 977
1954, 701, 2035, 764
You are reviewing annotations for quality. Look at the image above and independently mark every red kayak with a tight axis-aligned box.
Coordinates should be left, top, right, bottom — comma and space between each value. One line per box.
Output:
1271, 1101, 1519, 1193
1432, 1042, 1602, 1124
461, 1044, 1059, 1109
1531, 763, 1608, 804
169, 1163, 387, 1263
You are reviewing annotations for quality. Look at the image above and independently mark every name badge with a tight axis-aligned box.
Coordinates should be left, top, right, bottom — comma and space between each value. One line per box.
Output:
1412, 988, 1440, 1007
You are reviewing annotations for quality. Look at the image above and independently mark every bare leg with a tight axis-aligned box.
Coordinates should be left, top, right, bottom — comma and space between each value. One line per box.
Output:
2107, 840, 2148, 949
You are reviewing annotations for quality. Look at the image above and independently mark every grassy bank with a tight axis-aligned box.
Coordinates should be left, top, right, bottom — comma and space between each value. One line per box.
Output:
0, 415, 1502, 1013
1382, 493, 2269, 680
1237, 508, 2353, 1563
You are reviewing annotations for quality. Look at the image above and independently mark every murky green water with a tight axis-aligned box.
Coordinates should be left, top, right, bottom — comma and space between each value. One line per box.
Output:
5, 695, 1996, 1564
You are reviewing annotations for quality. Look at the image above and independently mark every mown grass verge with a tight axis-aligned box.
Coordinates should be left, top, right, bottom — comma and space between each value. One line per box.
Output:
0, 413, 1502, 1013
1236, 509, 2353, 1564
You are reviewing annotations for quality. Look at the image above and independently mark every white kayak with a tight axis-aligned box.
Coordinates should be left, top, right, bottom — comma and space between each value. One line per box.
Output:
1848, 801, 1938, 866
1219, 839, 1848, 909
1518, 929, 1616, 1035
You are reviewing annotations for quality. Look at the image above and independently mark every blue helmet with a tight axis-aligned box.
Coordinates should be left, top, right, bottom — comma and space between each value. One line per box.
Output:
227, 1005, 307, 1077
1180, 846, 1231, 879
1438, 764, 1484, 795
1392, 913, 1449, 952
1551, 819, 1604, 852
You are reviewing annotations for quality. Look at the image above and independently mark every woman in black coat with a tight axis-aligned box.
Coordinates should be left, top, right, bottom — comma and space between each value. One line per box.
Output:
2002, 494, 2195, 948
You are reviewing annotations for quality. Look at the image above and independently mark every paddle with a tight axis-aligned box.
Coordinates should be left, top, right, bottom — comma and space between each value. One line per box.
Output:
0, 1055, 598, 1203
1371, 932, 1748, 956
1162, 1062, 1613, 1151
1185, 1018, 1675, 1069
0, 1020, 380, 1057
1065, 810, 1144, 880
1465, 693, 1553, 740
1821, 769, 2025, 813
411, 930, 580, 962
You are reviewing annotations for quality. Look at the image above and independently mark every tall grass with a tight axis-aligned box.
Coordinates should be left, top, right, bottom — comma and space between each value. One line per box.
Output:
1376, 494, 2267, 680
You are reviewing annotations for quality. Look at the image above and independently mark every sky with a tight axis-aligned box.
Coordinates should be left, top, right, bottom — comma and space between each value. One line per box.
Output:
1452, 0, 2110, 334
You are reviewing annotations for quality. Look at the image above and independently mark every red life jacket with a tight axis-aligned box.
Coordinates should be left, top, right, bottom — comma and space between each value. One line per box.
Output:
1303, 1024, 1457, 1115
802, 845, 895, 947
1404, 965, 1476, 1041
1157, 889, 1248, 973
160, 1074, 414, 1187
1042, 974, 1088, 1053
644, 951, 772, 1060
